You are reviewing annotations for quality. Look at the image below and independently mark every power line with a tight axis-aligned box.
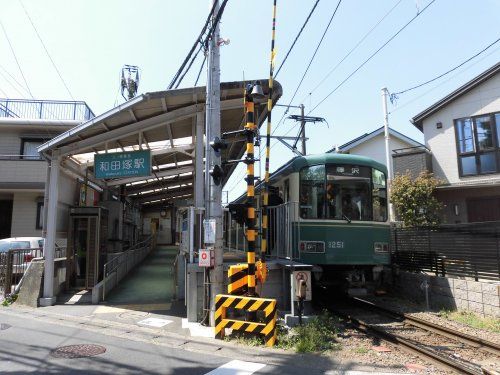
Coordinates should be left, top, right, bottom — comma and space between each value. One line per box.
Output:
272, 1, 342, 138
167, 0, 228, 89
285, 0, 342, 113
0, 19, 33, 98
308, 0, 437, 114
390, 45, 500, 114
390, 36, 500, 101
0, 65, 29, 98
194, 54, 207, 86
303, 0, 404, 102
19, 0, 74, 100
274, 0, 320, 79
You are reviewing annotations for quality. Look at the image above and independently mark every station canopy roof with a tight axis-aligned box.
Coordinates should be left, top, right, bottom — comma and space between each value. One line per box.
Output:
39, 80, 282, 208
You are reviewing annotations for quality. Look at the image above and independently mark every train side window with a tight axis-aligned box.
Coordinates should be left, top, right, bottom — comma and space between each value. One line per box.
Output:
299, 165, 325, 219
372, 169, 387, 222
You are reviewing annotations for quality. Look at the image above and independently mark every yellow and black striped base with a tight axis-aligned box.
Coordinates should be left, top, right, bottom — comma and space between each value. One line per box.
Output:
214, 294, 277, 347
228, 264, 248, 295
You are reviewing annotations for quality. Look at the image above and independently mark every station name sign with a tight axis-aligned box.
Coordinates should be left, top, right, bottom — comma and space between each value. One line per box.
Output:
94, 150, 151, 179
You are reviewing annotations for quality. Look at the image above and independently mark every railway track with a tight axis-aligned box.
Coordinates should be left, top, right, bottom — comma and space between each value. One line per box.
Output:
327, 297, 500, 374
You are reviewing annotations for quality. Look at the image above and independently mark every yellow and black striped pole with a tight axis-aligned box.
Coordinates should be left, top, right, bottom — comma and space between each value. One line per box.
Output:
244, 89, 256, 297
261, 0, 277, 261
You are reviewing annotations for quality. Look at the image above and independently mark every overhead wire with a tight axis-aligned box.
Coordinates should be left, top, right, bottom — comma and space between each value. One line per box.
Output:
194, 55, 207, 86
274, 0, 320, 79
19, 0, 74, 100
270, 0, 342, 140
285, 0, 342, 115
302, 0, 404, 103
168, 0, 229, 89
0, 19, 33, 98
389, 36, 500, 101
308, 0, 437, 114
390, 44, 500, 114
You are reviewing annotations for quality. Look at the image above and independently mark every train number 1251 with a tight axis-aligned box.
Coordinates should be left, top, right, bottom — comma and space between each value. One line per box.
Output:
328, 241, 344, 249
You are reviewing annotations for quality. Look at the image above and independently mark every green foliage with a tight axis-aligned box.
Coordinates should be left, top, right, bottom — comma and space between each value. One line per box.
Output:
439, 309, 500, 333
391, 171, 443, 227
281, 311, 341, 353
1, 294, 17, 306
225, 311, 341, 353
354, 346, 369, 354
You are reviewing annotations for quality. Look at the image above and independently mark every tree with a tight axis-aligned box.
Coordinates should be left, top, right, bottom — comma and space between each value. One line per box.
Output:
391, 171, 443, 227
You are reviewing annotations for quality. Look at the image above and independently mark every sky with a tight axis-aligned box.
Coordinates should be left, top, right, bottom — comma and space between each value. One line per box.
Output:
1, 0, 499, 202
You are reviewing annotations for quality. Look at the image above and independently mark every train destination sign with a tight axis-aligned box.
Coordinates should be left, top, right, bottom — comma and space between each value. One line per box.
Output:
94, 150, 151, 179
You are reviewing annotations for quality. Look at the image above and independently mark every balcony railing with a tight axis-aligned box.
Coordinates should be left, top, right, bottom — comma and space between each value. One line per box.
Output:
0, 98, 95, 122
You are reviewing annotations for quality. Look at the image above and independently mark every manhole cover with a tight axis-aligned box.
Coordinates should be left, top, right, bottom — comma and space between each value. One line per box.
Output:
51, 344, 106, 359
0, 323, 11, 331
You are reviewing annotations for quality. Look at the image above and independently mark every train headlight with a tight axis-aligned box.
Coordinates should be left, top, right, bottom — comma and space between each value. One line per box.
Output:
374, 242, 389, 253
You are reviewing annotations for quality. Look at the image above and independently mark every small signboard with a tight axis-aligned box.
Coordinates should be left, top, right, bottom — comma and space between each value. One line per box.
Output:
94, 150, 151, 179
199, 248, 214, 267
203, 219, 216, 244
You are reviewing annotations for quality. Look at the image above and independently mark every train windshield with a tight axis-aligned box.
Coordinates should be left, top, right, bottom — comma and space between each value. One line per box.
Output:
299, 164, 387, 222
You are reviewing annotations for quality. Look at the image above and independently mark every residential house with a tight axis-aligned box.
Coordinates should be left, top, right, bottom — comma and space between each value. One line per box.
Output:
0, 98, 95, 239
328, 126, 424, 177
403, 62, 500, 223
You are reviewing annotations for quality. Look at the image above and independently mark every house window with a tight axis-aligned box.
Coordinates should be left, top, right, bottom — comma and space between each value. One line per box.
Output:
21, 139, 46, 160
454, 112, 500, 176
36, 202, 44, 230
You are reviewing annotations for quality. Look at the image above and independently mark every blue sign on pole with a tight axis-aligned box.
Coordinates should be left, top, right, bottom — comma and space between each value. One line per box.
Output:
94, 150, 151, 179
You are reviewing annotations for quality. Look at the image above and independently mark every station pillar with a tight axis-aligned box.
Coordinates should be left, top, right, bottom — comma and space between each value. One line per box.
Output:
40, 150, 60, 307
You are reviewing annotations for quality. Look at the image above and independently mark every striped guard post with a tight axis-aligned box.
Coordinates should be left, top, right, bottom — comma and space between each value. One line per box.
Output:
227, 264, 248, 295
214, 294, 278, 347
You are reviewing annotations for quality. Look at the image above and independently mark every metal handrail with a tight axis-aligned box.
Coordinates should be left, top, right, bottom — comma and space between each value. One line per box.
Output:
0, 98, 95, 121
102, 236, 155, 301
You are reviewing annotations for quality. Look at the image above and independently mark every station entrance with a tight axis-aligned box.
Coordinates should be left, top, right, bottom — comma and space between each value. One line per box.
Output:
37, 81, 282, 317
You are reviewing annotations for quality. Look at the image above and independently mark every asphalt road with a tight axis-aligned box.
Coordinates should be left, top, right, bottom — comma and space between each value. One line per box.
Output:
0, 310, 324, 375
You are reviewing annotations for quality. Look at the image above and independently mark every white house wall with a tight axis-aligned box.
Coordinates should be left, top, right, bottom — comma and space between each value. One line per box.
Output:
421, 73, 500, 184
11, 192, 43, 237
347, 134, 414, 176
0, 130, 21, 155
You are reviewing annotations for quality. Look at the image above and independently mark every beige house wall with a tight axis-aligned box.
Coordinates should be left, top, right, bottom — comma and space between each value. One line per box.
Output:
10, 192, 43, 237
347, 134, 414, 177
421, 73, 500, 184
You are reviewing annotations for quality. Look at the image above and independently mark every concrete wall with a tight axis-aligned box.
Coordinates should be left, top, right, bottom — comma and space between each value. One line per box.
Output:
395, 271, 499, 317
421, 72, 500, 184
11, 192, 43, 237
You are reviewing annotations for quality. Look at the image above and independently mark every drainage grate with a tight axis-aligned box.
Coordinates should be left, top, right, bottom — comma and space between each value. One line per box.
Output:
50, 344, 106, 359
0, 323, 11, 331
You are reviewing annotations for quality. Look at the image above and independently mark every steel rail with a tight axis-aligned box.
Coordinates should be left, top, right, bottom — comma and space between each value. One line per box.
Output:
331, 307, 484, 375
351, 297, 500, 357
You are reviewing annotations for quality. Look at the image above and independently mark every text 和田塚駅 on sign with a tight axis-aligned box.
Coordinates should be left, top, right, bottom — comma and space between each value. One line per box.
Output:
94, 150, 151, 179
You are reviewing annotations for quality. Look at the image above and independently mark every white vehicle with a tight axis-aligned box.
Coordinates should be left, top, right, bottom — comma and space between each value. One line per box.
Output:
0, 237, 44, 274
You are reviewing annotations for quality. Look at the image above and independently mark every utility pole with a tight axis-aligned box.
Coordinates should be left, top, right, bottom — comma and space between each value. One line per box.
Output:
300, 104, 306, 155
206, 0, 223, 327
381, 87, 394, 221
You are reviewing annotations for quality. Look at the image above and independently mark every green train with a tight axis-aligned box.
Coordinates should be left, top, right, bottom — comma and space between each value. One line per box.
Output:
227, 153, 390, 290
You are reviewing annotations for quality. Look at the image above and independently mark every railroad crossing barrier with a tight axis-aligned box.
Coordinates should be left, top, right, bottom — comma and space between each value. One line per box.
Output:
214, 294, 277, 346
